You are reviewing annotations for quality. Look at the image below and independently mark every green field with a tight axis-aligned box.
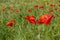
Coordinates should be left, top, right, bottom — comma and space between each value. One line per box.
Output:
0, 0, 60, 40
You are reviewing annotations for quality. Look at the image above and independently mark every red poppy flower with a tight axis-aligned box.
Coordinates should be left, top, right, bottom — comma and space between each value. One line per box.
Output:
38, 14, 53, 25
25, 16, 30, 20
2, 8, 5, 12
16, 9, 20, 12
6, 19, 15, 26
50, 4, 55, 7
10, 7, 14, 12
25, 16, 36, 24
39, 5, 44, 9
34, 4, 38, 8
27, 9, 32, 12
58, 4, 60, 6
49, 9, 53, 13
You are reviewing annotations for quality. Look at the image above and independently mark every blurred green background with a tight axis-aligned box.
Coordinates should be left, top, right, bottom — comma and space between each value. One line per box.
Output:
0, 0, 60, 40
